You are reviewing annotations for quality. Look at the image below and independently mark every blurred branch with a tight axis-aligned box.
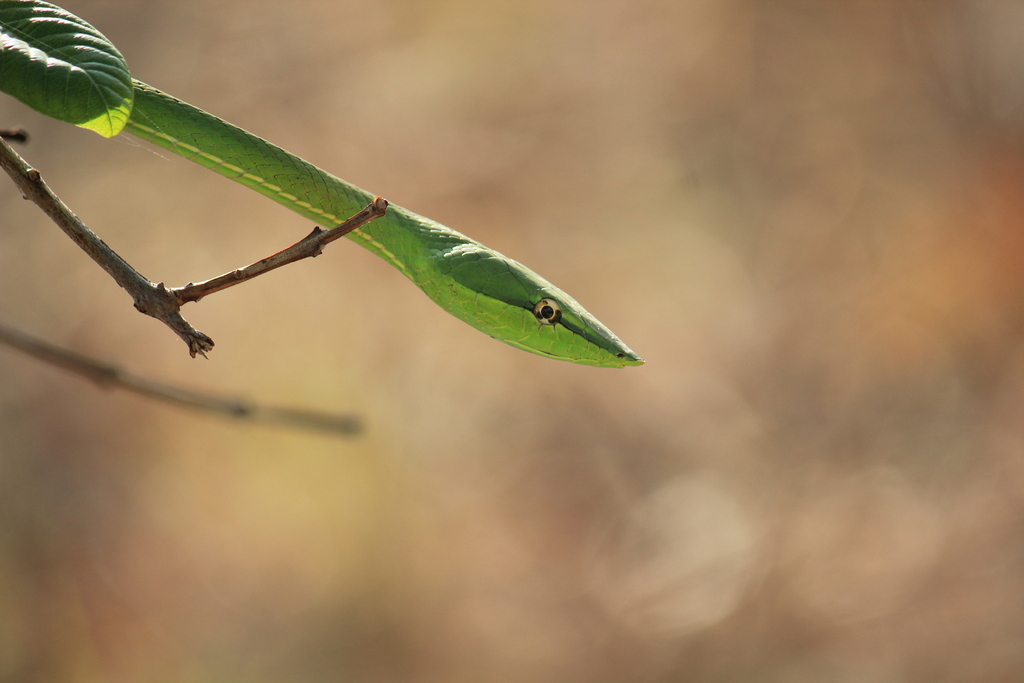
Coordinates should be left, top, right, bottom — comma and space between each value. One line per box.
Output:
0, 127, 29, 143
0, 318, 362, 435
0, 135, 388, 356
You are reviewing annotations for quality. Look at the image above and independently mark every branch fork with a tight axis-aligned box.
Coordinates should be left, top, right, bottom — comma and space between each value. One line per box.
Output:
0, 135, 388, 357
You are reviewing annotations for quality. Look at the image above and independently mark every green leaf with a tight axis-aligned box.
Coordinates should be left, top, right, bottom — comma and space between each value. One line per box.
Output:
0, 0, 132, 137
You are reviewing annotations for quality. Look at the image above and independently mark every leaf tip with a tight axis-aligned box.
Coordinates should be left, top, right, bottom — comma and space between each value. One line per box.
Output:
76, 102, 132, 137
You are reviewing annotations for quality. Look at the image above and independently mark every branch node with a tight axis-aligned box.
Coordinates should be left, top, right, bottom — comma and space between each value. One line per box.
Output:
1, 138, 388, 361
1, 137, 216, 357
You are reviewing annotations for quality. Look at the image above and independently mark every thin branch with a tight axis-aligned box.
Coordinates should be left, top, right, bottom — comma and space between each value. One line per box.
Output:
0, 318, 362, 435
0, 135, 389, 357
174, 196, 389, 304
0, 135, 214, 356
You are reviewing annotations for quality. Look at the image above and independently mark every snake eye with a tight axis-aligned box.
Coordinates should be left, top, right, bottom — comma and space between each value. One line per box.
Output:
533, 298, 562, 325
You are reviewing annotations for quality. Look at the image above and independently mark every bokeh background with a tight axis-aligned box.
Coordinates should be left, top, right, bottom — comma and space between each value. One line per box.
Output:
3, 0, 1024, 680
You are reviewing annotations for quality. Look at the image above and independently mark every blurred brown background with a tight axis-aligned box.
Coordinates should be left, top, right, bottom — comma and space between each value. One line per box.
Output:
3, 0, 1024, 680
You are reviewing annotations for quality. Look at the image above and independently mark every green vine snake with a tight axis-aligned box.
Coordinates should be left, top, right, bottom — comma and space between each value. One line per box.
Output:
0, 0, 642, 367
125, 83, 642, 367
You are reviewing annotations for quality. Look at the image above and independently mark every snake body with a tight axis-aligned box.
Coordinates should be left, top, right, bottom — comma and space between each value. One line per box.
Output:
126, 81, 642, 367
0, 1, 642, 364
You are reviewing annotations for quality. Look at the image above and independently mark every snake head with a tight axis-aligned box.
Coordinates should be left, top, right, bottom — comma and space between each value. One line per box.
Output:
425, 242, 644, 368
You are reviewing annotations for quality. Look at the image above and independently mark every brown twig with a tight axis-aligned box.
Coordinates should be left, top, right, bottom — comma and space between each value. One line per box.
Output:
0, 135, 215, 356
0, 318, 362, 435
0, 135, 388, 357
174, 196, 389, 304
